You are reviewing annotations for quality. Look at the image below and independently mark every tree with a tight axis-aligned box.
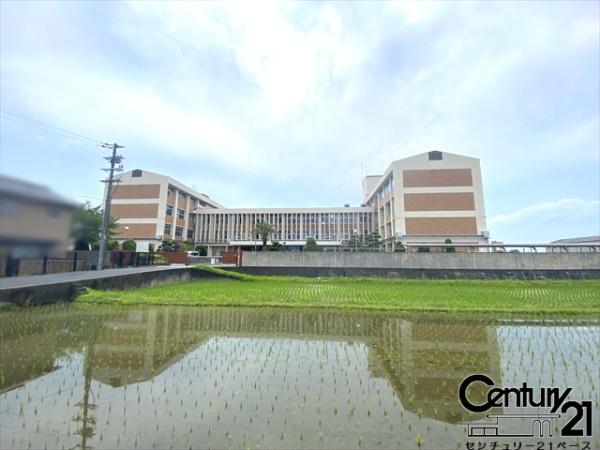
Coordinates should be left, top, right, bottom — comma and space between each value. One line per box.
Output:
71, 202, 118, 250
74, 239, 90, 251
106, 240, 119, 251
159, 240, 181, 252
394, 241, 406, 252
121, 239, 137, 251
181, 240, 195, 251
304, 237, 318, 252
365, 232, 382, 249
253, 221, 276, 251
444, 238, 455, 253
344, 235, 364, 252
195, 245, 207, 256
269, 240, 282, 251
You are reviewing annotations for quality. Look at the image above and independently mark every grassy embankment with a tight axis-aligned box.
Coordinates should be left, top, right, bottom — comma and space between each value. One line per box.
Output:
76, 266, 600, 314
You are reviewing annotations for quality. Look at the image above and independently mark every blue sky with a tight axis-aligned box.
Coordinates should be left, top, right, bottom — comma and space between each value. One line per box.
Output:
1, 1, 598, 243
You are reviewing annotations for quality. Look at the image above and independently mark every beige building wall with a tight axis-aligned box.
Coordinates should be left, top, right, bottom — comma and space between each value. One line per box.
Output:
107, 170, 222, 247
364, 151, 488, 250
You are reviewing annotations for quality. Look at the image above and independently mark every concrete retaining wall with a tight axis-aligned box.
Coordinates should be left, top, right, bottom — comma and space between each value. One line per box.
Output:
242, 252, 600, 270
230, 266, 599, 280
239, 252, 600, 279
0, 267, 231, 306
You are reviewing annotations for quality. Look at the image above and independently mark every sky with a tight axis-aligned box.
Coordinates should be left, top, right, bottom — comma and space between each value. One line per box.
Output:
1, 1, 598, 243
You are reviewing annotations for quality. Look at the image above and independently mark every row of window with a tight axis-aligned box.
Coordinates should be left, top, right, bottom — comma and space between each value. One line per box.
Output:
164, 224, 194, 239
167, 187, 211, 209
166, 204, 187, 220
206, 212, 372, 225
376, 177, 394, 201
216, 231, 361, 241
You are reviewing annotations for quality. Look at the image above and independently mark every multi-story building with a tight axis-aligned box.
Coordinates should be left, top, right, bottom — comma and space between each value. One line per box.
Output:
363, 151, 488, 251
108, 169, 222, 248
110, 151, 489, 254
195, 207, 374, 253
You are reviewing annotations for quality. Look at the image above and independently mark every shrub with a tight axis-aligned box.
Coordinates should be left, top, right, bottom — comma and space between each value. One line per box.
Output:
444, 238, 455, 253
159, 240, 180, 251
304, 237, 319, 252
121, 239, 137, 251
74, 239, 90, 251
195, 245, 208, 256
394, 241, 406, 252
93, 240, 119, 251
152, 254, 169, 265
417, 247, 430, 253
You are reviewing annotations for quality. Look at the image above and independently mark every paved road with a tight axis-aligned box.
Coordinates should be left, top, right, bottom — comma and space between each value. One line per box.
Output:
0, 265, 187, 290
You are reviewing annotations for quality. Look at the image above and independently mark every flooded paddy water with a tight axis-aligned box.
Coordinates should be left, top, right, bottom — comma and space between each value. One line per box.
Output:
1, 305, 598, 450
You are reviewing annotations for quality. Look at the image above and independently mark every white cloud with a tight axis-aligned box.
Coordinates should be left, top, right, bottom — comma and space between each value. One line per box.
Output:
118, 2, 367, 121
489, 199, 600, 227
0, 1, 598, 213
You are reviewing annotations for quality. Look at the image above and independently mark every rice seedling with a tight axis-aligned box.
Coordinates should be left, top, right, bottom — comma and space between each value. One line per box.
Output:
0, 304, 598, 449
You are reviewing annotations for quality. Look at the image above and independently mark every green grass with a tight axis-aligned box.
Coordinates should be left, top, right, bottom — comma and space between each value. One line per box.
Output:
77, 267, 600, 314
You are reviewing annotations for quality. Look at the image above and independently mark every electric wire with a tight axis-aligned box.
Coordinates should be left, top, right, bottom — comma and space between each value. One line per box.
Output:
0, 110, 109, 152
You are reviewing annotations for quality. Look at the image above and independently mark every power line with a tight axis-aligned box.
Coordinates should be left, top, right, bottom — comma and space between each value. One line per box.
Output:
0, 109, 108, 151
0, 109, 102, 143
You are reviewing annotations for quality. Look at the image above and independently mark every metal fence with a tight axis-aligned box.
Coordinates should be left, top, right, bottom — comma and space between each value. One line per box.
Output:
1, 251, 156, 278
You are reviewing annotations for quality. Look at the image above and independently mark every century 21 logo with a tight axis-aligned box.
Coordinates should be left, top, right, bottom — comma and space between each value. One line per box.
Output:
459, 374, 593, 437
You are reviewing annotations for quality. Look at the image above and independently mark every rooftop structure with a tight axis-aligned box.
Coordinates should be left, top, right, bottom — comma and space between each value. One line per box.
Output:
549, 235, 600, 253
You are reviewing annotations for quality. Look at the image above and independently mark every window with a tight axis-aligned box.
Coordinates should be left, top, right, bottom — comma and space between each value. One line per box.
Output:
175, 226, 183, 237
47, 208, 61, 219
166, 204, 173, 216
132, 169, 143, 177
0, 200, 19, 216
177, 208, 185, 219
164, 224, 172, 235
187, 229, 194, 239
429, 150, 443, 160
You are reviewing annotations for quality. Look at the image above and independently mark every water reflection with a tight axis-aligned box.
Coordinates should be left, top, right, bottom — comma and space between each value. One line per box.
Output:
86, 309, 501, 423
0, 306, 597, 450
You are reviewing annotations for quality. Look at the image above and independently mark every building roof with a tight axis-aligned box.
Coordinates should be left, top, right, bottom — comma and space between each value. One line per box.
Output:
550, 236, 600, 244
0, 174, 76, 208
121, 169, 224, 208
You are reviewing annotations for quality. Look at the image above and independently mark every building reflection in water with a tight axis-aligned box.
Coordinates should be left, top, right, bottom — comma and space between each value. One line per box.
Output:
85, 308, 501, 424
0, 306, 505, 450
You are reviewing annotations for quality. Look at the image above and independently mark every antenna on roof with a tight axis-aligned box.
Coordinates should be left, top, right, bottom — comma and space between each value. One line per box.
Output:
361, 156, 364, 180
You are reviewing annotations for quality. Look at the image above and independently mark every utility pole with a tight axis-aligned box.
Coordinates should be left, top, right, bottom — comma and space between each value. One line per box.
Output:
97, 143, 124, 270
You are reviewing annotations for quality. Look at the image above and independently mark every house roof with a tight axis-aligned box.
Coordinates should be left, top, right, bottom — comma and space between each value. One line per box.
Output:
550, 236, 600, 244
0, 174, 77, 209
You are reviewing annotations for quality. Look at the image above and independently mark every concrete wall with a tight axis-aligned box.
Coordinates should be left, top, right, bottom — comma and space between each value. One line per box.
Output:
242, 252, 600, 271
0, 267, 233, 306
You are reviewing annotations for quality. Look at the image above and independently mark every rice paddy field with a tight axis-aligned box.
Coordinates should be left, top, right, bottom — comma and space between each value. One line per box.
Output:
78, 270, 600, 314
1, 304, 599, 450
